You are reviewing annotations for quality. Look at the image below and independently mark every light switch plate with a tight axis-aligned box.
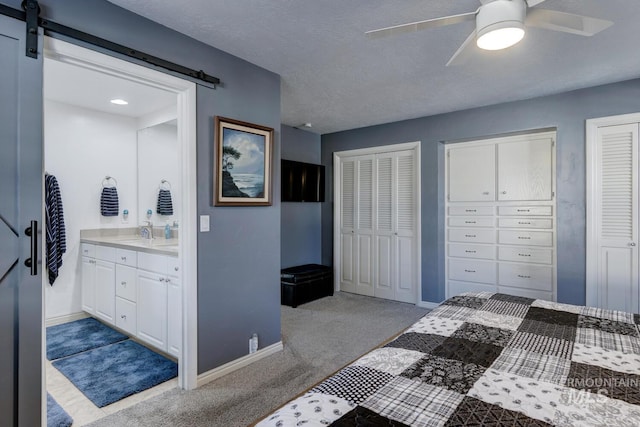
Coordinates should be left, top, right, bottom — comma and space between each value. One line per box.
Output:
200, 215, 210, 232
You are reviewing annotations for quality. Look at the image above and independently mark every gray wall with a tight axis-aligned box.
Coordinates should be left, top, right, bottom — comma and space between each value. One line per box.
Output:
322, 78, 640, 306
8, 0, 282, 374
281, 125, 322, 268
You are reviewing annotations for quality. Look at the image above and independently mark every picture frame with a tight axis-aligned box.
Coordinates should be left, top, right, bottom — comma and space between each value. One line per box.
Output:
214, 116, 274, 206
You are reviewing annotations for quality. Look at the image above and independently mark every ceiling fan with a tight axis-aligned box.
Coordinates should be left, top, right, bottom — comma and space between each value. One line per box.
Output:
365, 0, 613, 66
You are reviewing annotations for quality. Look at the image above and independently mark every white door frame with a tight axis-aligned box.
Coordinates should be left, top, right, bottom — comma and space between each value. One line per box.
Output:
586, 112, 640, 309
43, 37, 199, 390
333, 141, 422, 304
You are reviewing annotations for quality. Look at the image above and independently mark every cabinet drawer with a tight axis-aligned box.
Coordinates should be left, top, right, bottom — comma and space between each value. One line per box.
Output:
81, 243, 95, 258
448, 244, 495, 260
95, 245, 116, 262
116, 264, 137, 302
449, 229, 496, 244
449, 259, 496, 284
167, 256, 180, 278
498, 263, 552, 291
137, 252, 167, 274
498, 206, 552, 216
498, 286, 553, 302
448, 280, 496, 298
498, 230, 552, 247
448, 217, 494, 228
115, 297, 137, 335
498, 218, 552, 229
498, 246, 553, 264
448, 206, 494, 216
116, 248, 137, 267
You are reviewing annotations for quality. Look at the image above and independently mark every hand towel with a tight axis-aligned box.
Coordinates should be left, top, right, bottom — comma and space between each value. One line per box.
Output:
157, 189, 174, 215
100, 186, 119, 216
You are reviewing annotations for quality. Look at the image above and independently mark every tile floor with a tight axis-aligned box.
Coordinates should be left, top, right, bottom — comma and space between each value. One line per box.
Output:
47, 359, 178, 426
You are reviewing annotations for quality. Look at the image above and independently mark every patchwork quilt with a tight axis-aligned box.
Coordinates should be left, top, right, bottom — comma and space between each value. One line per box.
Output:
256, 292, 640, 426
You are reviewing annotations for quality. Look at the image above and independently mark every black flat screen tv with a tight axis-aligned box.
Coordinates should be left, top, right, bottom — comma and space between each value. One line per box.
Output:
281, 159, 325, 202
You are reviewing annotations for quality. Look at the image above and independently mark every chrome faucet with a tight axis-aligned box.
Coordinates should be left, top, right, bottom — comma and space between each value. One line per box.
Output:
140, 221, 154, 240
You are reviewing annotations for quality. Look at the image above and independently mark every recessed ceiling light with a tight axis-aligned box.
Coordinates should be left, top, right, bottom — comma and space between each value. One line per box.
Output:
110, 99, 128, 105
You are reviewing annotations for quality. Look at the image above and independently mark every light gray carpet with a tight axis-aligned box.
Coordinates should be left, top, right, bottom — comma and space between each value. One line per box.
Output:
88, 292, 429, 427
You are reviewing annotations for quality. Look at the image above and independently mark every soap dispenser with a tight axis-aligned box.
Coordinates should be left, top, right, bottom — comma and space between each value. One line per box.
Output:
164, 222, 171, 239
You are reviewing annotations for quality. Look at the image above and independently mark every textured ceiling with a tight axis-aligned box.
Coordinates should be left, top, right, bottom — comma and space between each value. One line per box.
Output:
108, 0, 640, 134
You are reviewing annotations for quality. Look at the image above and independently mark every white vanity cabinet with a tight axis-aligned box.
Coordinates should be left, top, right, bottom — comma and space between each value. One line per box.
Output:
81, 241, 180, 356
137, 252, 181, 356
81, 243, 116, 322
81, 244, 96, 314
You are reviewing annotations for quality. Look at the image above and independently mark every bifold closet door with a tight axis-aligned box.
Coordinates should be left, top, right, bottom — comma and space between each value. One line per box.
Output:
594, 123, 639, 313
374, 150, 417, 303
339, 156, 374, 296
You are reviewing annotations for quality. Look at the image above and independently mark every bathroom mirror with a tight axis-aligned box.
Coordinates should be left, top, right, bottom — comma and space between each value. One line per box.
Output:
137, 119, 180, 228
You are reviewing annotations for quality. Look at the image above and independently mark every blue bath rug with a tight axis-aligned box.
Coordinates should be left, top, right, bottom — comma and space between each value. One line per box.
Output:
52, 340, 178, 407
47, 393, 73, 427
46, 317, 128, 360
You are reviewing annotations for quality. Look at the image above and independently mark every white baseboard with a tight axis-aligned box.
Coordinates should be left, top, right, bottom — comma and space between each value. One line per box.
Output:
416, 300, 441, 310
197, 341, 284, 388
45, 312, 89, 327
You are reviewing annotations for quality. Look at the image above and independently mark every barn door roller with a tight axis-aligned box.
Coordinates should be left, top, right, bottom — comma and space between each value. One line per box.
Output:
23, 0, 39, 58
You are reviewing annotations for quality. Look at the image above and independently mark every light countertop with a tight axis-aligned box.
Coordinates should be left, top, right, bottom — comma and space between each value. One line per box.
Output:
80, 228, 179, 256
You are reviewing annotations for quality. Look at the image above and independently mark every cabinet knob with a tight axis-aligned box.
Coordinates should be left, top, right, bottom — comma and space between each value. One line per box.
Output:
501, 191, 507, 194
166, 278, 171, 283
174, 267, 179, 271
159, 277, 165, 282
121, 256, 127, 261
631, 242, 637, 247
482, 191, 489, 195
121, 281, 126, 286
121, 315, 127, 319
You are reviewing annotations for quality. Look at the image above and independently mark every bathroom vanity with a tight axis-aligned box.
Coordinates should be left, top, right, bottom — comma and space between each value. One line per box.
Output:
80, 229, 180, 357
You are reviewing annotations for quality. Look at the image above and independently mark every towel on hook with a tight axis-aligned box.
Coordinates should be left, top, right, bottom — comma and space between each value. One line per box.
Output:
100, 187, 119, 216
157, 189, 173, 215
45, 174, 66, 285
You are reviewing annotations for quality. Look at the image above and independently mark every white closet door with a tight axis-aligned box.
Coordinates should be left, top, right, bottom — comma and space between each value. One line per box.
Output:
339, 159, 357, 294
394, 151, 417, 303
374, 155, 394, 300
497, 137, 553, 201
356, 156, 375, 296
448, 144, 495, 201
595, 124, 639, 313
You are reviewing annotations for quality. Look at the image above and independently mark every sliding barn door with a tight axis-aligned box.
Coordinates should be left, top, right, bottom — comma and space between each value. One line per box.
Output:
592, 123, 639, 313
337, 146, 419, 303
0, 14, 44, 426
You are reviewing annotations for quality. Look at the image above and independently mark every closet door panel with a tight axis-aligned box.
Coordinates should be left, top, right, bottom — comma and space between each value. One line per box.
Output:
394, 152, 417, 302
374, 155, 394, 300
497, 137, 553, 201
339, 159, 357, 293
595, 124, 639, 312
448, 144, 495, 201
356, 156, 374, 295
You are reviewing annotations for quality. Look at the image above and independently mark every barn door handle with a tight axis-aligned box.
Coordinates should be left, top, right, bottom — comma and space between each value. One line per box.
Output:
24, 220, 38, 275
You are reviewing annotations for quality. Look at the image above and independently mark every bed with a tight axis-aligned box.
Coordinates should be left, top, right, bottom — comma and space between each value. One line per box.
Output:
256, 292, 640, 426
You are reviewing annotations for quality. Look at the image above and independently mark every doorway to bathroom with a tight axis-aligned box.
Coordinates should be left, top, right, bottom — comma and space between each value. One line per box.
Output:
42, 37, 197, 425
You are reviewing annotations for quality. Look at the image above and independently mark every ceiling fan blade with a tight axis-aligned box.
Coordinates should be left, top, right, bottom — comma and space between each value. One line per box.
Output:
446, 30, 477, 67
366, 11, 476, 39
526, 0, 548, 7
525, 9, 613, 36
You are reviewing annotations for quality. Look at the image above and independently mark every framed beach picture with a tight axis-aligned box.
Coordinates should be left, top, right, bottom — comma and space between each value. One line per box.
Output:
214, 116, 274, 206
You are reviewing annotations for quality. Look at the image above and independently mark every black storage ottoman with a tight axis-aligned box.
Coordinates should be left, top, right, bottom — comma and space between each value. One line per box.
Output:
281, 264, 333, 307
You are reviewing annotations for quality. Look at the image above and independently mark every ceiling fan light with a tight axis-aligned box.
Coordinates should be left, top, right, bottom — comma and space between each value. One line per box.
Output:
477, 23, 525, 50
475, 0, 527, 51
